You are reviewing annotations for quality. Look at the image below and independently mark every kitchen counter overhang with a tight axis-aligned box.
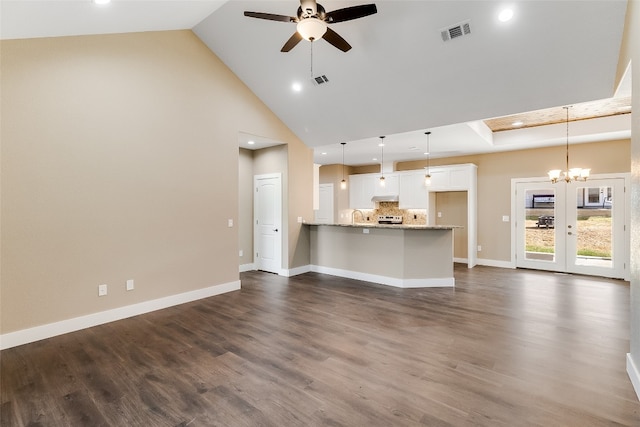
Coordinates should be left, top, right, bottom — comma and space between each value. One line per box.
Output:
306, 223, 457, 288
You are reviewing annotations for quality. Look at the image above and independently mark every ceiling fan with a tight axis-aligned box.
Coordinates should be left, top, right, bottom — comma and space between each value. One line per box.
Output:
244, 0, 377, 52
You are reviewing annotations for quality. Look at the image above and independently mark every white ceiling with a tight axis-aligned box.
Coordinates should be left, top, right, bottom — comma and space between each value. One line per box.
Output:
2, 0, 631, 167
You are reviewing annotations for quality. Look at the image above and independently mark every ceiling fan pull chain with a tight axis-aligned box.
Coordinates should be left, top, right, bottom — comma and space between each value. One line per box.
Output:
310, 40, 313, 79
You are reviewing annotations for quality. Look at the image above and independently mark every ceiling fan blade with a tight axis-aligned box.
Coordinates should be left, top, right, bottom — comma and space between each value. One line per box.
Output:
281, 32, 303, 52
244, 11, 296, 23
325, 4, 377, 23
322, 27, 351, 52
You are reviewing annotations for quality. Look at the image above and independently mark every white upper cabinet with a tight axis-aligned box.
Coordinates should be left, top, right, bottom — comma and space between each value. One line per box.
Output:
349, 174, 374, 209
399, 171, 428, 209
375, 173, 399, 196
427, 164, 473, 191
349, 173, 399, 208
349, 164, 475, 210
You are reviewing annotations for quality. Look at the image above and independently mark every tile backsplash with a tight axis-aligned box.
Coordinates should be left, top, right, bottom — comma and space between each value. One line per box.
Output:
351, 202, 427, 225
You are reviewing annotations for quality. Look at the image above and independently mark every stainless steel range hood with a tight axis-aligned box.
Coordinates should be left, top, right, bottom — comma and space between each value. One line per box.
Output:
371, 195, 399, 202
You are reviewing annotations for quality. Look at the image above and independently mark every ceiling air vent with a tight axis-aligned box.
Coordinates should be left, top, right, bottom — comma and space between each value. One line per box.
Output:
311, 75, 329, 86
440, 20, 471, 42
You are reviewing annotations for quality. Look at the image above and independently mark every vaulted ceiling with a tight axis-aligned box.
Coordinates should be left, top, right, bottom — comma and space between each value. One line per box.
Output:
1, 0, 631, 166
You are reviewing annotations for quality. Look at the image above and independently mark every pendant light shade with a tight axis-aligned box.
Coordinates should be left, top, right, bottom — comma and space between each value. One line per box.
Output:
379, 136, 386, 187
340, 142, 347, 190
424, 131, 432, 186
548, 106, 590, 183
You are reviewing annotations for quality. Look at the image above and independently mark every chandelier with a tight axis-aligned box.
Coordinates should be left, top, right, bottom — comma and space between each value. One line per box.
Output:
548, 106, 590, 183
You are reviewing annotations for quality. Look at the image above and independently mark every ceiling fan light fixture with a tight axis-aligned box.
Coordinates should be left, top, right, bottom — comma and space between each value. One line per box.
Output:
297, 18, 327, 41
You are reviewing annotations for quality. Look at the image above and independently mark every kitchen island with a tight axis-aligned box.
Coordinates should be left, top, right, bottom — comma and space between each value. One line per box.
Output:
307, 223, 457, 288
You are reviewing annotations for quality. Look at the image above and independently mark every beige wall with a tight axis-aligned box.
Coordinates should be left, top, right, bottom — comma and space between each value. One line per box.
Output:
287, 138, 314, 268
0, 30, 312, 334
239, 142, 313, 271
252, 144, 289, 268
619, 0, 640, 380
238, 148, 254, 267
436, 192, 468, 259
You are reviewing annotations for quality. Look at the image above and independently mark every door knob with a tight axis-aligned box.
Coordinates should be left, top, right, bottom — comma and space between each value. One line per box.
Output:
568, 225, 572, 229
568, 232, 573, 235
273, 228, 278, 232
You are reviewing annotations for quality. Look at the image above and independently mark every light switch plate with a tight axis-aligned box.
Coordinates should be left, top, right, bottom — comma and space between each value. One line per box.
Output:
98, 284, 107, 296
126, 279, 134, 291
502, 215, 510, 222
228, 219, 233, 227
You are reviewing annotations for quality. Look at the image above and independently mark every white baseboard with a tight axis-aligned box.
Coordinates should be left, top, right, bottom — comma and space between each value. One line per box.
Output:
282, 265, 312, 277
311, 265, 454, 288
239, 263, 256, 273
0, 280, 241, 350
476, 258, 515, 269
627, 353, 640, 401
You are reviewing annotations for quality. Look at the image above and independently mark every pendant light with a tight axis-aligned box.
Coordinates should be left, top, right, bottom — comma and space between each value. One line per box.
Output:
548, 106, 590, 183
424, 131, 432, 186
340, 142, 347, 190
379, 136, 386, 187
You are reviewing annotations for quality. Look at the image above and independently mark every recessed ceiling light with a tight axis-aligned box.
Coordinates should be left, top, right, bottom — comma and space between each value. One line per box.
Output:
512, 120, 524, 127
248, 140, 255, 145
372, 157, 378, 161
292, 82, 302, 92
378, 143, 385, 147
93, 0, 111, 5
321, 152, 327, 155
424, 152, 430, 155
498, 8, 514, 22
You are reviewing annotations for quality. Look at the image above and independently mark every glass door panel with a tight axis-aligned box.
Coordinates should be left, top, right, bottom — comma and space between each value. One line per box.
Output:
566, 179, 625, 278
516, 182, 565, 272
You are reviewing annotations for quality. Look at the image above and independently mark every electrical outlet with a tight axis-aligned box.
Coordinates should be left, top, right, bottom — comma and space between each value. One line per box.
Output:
363, 228, 370, 234
228, 219, 233, 227
98, 284, 108, 296
297, 216, 303, 223
126, 279, 134, 291
239, 249, 243, 257
502, 215, 510, 222
477, 245, 482, 252
437, 212, 442, 218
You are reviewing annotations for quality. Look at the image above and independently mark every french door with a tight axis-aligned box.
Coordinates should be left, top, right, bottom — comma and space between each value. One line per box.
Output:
515, 177, 626, 279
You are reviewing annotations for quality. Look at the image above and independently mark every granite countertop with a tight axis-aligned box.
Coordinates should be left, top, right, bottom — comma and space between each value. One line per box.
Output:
305, 223, 461, 230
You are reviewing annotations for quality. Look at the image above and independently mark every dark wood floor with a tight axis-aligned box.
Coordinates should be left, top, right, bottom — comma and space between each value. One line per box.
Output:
2, 265, 639, 426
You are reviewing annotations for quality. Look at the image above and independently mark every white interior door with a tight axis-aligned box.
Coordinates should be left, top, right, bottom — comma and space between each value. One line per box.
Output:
515, 177, 627, 279
314, 183, 334, 224
254, 174, 282, 274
